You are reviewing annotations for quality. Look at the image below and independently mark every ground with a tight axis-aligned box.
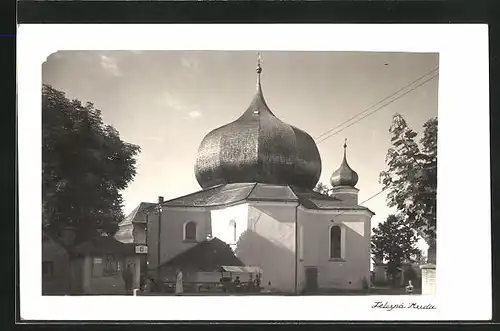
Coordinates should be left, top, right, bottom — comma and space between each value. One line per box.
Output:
134, 287, 422, 296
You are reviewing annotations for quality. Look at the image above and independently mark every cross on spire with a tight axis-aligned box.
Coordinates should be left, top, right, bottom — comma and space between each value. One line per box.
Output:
343, 138, 348, 149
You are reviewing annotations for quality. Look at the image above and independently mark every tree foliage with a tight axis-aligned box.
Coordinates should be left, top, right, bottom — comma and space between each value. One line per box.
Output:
379, 113, 437, 262
371, 214, 420, 286
313, 182, 333, 196
42, 85, 141, 245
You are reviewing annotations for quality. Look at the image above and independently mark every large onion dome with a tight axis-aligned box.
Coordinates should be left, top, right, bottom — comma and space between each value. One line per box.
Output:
330, 139, 359, 188
194, 55, 322, 190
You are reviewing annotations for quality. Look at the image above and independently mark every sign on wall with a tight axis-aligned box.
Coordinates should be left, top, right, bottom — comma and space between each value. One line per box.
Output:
135, 245, 148, 254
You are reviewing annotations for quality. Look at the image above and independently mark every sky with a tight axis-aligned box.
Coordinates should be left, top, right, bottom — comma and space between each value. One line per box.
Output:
42, 50, 439, 251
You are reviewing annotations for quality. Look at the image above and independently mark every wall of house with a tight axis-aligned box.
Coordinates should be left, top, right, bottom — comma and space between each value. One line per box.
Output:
42, 237, 71, 295
147, 208, 211, 270
231, 201, 298, 293
373, 264, 388, 283
298, 208, 372, 291
421, 265, 436, 295
133, 223, 147, 244
81, 255, 141, 294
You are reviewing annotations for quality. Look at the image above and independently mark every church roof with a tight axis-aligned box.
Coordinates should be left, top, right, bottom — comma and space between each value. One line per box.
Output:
162, 182, 374, 214
163, 183, 256, 208
118, 202, 156, 226
158, 237, 244, 272
194, 55, 322, 191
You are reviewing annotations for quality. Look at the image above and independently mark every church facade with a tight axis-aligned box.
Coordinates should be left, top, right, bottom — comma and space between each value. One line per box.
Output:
120, 58, 374, 293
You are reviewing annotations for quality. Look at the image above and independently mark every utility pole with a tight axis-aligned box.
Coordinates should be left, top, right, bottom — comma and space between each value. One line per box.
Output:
156, 196, 164, 282
144, 212, 149, 281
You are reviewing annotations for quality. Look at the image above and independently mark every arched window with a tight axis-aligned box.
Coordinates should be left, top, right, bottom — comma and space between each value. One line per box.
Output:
184, 221, 197, 241
330, 225, 342, 259
229, 220, 237, 243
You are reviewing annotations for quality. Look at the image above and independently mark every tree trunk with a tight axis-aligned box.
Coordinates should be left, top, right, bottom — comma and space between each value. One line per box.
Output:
427, 241, 436, 264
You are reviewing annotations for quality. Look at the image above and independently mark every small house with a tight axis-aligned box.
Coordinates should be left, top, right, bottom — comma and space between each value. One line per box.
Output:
73, 234, 141, 294
42, 231, 72, 295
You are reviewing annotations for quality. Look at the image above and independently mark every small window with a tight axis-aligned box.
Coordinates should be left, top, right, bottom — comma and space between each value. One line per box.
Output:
330, 225, 342, 259
42, 261, 53, 277
184, 221, 197, 241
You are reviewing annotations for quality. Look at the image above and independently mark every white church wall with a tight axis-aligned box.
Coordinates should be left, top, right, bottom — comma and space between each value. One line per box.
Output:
235, 201, 298, 293
147, 207, 211, 270
297, 223, 306, 291
299, 208, 372, 291
210, 203, 249, 248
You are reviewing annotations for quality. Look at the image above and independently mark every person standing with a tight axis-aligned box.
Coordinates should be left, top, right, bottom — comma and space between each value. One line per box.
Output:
145, 277, 156, 293
122, 263, 134, 293
175, 269, 184, 295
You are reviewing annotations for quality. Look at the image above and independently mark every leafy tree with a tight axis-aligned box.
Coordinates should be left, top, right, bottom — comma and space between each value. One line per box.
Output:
379, 114, 437, 263
371, 214, 420, 287
42, 85, 141, 245
313, 182, 332, 196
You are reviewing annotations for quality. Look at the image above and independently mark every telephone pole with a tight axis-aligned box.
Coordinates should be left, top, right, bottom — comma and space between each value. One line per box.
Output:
156, 196, 164, 282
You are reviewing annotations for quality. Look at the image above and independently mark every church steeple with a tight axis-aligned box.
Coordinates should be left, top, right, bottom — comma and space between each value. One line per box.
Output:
194, 52, 322, 190
248, 52, 271, 116
256, 52, 262, 78
330, 139, 359, 188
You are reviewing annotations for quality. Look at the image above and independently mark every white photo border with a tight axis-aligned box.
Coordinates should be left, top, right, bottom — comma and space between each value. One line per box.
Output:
17, 24, 491, 321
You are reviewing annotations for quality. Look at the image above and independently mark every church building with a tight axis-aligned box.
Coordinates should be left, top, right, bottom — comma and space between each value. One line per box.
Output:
120, 57, 375, 293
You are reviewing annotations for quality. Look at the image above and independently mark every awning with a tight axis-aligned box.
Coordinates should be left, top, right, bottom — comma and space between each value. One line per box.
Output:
219, 265, 262, 274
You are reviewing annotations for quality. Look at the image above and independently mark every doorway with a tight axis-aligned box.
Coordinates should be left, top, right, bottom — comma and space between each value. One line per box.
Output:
305, 267, 318, 292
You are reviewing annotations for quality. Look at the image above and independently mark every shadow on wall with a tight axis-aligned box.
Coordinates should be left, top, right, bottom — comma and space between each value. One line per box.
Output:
235, 229, 295, 293
320, 223, 370, 290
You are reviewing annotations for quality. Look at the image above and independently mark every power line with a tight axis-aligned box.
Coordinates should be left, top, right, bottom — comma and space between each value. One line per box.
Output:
314, 66, 438, 141
326, 162, 437, 223
316, 73, 438, 144
314, 68, 439, 144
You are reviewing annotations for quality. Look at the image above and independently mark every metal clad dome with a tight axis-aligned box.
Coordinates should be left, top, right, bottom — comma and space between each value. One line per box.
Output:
194, 57, 322, 190
330, 140, 359, 188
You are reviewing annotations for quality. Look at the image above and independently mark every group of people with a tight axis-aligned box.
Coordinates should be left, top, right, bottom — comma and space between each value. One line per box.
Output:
122, 262, 184, 295
141, 268, 184, 294
232, 273, 265, 292
124, 264, 274, 295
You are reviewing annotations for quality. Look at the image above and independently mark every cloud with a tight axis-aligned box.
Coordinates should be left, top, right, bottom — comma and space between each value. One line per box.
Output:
100, 55, 121, 76
186, 111, 202, 120
156, 92, 186, 111
155, 91, 202, 120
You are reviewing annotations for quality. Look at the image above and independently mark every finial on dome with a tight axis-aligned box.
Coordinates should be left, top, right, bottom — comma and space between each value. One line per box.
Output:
256, 52, 262, 74
330, 138, 359, 188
